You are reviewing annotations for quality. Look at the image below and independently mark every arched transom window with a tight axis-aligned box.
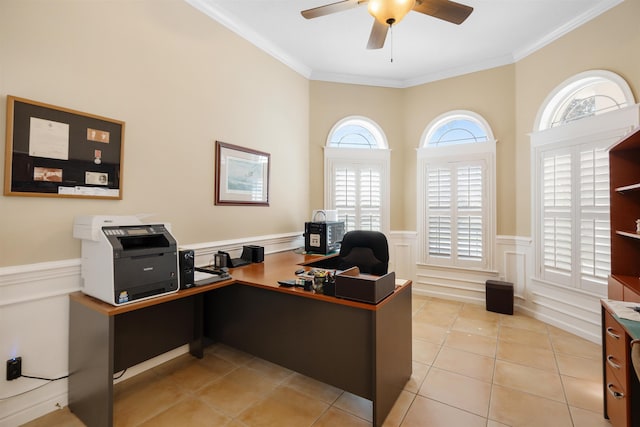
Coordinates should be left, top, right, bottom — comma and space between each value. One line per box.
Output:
324, 116, 390, 233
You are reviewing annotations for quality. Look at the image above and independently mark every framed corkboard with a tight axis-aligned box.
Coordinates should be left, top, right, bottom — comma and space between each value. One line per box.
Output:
4, 95, 125, 199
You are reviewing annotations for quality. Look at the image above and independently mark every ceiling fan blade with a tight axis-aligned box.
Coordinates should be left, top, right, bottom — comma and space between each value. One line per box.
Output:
301, 0, 365, 19
366, 19, 389, 49
413, 0, 473, 25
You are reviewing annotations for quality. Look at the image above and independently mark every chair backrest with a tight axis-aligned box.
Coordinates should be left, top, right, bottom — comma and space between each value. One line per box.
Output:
337, 230, 389, 276
632, 340, 640, 382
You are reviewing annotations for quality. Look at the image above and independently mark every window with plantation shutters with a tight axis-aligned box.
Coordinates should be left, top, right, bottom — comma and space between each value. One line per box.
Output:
423, 159, 488, 267
325, 117, 390, 234
331, 163, 383, 232
537, 143, 611, 290
418, 111, 496, 270
532, 70, 635, 295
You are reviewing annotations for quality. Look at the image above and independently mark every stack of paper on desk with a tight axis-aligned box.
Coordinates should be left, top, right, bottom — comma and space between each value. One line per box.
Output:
605, 299, 640, 322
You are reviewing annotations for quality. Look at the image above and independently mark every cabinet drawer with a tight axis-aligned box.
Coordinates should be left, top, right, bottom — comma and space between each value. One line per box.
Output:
606, 363, 631, 427
604, 310, 629, 386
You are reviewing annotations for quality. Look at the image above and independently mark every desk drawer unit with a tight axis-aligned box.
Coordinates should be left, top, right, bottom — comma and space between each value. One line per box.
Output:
604, 310, 631, 427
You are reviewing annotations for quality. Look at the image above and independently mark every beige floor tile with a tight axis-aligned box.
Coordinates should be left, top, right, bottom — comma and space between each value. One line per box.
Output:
433, 346, 495, 383
412, 321, 449, 345
283, 372, 343, 404
401, 395, 487, 427
238, 385, 328, 427
245, 357, 294, 383
113, 375, 187, 427
561, 375, 604, 413
568, 406, 612, 427
151, 353, 221, 392
425, 297, 464, 314
207, 344, 255, 366
197, 352, 238, 377
444, 330, 498, 358
313, 407, 371, 427
404, 361, 430, 393
493, 360, 565, 402
333, 391, 373, 422
138, 398, 231, 427
486, 420, 510, 427
381, 390, 415, 427
21, 407, 85, 427
412, 309, 457, 329
489, 384, 573, 427
412, 338, 441, 365
499, 325, 553, 351
496, 340, 557, 372
452, 316, 499, 338
555, 353, 602, 382
499, 313, 549, 334
198, 367, 279, 417
459, 303, 503, 322
550, 332, 602, 360
419, 367, 491, 417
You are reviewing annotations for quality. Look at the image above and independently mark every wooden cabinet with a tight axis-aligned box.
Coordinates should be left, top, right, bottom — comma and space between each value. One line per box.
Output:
605, 126, 640, 427
603, 309, 631, 427
609, 126, 640, 300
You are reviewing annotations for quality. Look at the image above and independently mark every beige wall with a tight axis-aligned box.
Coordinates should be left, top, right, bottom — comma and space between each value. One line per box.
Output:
310, 67, 516, 234
308, 82, 405, 229
513, 0, 640, 236
2, 0, 639, 268
403, 66, 517, 233
309, 0, 639, 237
0, 0, 310, 267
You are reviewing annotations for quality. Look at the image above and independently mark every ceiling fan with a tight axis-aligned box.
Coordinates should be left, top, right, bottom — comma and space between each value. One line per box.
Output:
301, 0, 473, 50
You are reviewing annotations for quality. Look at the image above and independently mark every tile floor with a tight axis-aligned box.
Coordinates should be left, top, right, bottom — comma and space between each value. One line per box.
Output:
23, 295, 611, 427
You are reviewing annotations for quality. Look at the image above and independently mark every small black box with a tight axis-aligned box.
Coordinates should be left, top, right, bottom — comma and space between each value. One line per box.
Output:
241, 245, 264, 263
335, 267, 395, 304
485, 280, 513, 315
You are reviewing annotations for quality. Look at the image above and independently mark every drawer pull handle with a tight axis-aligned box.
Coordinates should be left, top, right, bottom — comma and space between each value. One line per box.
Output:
607, 383, 625, 399
606, 355, 621, 370
606, 327, 621, 340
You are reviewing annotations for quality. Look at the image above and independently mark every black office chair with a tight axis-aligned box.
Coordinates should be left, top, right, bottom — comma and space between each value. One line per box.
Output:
337, 230, 389, 276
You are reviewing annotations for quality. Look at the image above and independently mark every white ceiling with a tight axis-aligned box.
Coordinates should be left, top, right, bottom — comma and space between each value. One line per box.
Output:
185, 0, 622, 88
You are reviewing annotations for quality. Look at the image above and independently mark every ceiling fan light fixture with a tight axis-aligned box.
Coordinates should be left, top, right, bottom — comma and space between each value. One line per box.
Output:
367, 0, 416, 26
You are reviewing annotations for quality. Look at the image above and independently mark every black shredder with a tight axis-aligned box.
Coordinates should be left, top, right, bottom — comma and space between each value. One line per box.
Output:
485, 280, 514, 315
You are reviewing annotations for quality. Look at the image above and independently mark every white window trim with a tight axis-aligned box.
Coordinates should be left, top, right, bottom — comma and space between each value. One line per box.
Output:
417, 139, 497, 271
535, 70, 635, 132
531, 104, 640, 294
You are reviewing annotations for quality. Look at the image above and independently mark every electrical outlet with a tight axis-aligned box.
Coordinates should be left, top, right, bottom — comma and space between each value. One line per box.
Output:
6, 357, 22, 381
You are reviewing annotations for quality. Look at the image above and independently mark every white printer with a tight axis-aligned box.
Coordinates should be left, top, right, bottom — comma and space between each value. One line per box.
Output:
73, 215, 179, 305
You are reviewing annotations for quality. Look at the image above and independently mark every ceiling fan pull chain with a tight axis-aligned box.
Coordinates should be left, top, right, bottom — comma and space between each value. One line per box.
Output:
390, 24, 394, 63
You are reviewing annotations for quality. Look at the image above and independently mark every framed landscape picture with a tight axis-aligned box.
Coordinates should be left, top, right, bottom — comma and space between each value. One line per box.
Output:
215, 141, 270, 206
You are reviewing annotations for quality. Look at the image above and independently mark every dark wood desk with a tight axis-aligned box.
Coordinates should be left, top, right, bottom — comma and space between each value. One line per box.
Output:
68, 251, 412, 427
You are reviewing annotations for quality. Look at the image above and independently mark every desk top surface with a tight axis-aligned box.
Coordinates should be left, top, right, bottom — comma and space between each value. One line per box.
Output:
70, 250, 412, 316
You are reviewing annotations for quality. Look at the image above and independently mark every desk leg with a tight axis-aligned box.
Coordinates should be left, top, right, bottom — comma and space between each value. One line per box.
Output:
373, 284, 412, 427
68, 299, 113, 427
189, 294, 204, 359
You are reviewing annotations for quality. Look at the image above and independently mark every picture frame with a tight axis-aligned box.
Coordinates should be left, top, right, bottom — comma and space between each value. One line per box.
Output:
215, 141, 270, 206
4, 95, 124, 199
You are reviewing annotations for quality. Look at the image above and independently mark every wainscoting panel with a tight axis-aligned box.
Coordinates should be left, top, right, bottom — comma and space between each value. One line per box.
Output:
0, 232, 304, 427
